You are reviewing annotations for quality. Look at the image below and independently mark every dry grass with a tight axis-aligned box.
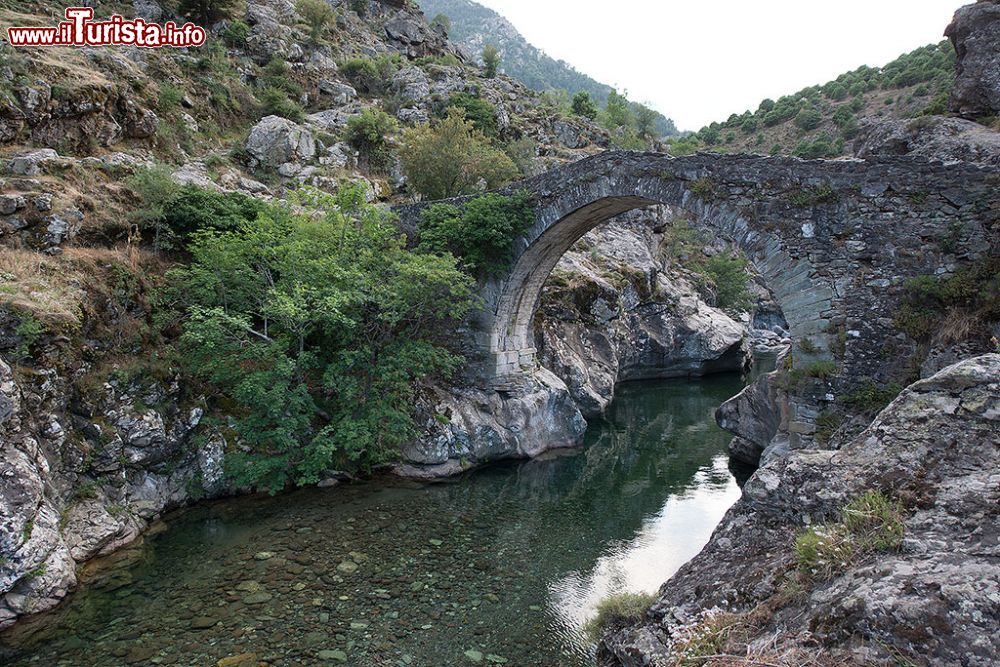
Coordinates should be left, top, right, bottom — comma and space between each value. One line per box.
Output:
0, 246, 163, 329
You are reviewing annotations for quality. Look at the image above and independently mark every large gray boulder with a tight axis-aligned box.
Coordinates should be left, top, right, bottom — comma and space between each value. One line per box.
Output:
946, 0, 1000, 117
390, 67, 431, 105
599, 354, 1000, 667
715, 369, 784, 465
854, 115, 1000, 166
245, 115, 316, 168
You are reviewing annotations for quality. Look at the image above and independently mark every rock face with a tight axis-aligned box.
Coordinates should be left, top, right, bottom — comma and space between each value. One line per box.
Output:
397, 367, 587, 476
599, 354, 1000, 667
245, 115, 316, 168
854, 116, 1000, 167
715, 366, 786, 465
535, 207, 750, 418
946, 0, 1000, 118
0, 355, 230, 630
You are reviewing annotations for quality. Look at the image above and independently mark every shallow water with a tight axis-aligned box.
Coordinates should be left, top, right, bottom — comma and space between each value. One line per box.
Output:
2, 373, 750, 667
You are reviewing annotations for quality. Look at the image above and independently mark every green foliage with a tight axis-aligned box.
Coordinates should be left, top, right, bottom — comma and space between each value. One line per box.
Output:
893, 258, 1000, 342
417, 191, 535, 278
634, 103, 659, 141
503, 136, 537, 176
795, 491, 905, 580
602, 90, 633, 130
446, 91, 497, 138
841, 380, 903, 415
815, 410, 841, 444
340, 55, 399, 94
258, 86, 305, 122
128, 164, 181, 249
789, 182, 836, 207
157, 82, 184, 112
582, 592, 656, 640
571, 91, 598, 120
14, 310, 46, 359
792, 133, 842, 159
296, 0, 335, 42
697, 254, 752, 314
794, 107, 823, 131
400, 108, 518, 200
344, 108, 397, 173
688, 177, 716, 201
221, 19, 250, 47
167, 186, 476, 493
482, 44, 500, 78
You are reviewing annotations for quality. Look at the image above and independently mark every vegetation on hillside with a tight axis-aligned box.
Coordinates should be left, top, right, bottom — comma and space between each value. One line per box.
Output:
150, 184, 477, 493
667, 41, 958, 157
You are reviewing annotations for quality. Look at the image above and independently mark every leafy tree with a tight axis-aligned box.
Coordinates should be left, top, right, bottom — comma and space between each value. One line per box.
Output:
794, 108, 823, 131
634, 103, 659, 141
482, 44, 500, 78
400, 108, 518, 200
698, 254, 752, 313
175, 0, 237, 26
128, 165, 180, 250
571, 91, 598, 119
344, 108, 397, 173
418, 191, 535, 278
603, 90, 633, 129
446, 91, 497, 138
296, 0, 335, 42
166, 186, 476, 493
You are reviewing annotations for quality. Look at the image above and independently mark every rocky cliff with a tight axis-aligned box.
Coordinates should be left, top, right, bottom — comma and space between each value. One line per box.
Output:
599, 354, 1000, 667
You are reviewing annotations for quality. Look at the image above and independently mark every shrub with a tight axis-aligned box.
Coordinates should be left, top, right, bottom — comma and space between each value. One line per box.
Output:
157, 82, 185, 111
176, 0, 237, 26
795, 491, 905, 580
222, 19, 250, 47
446, 91, 498, 138
14, 310, 46, 359
582, 592, 656, 640
400, 108, 518, 200
482, 44, 500, 78
418, 191, 535, 278
571, 91, 598, 120
792, 134, 840, 159
794, 108, 823, 131
698, 254, 752, 313
740, 116, 758, 134
128, 164, 182, 249
258, 86, 304, 122
341, 55, 398, 94
344, 108, 397, 173
503, 136, 537, 176
603, 90, 633, 130
261, 55, 302, 97
130, 181, 265, 249
296, 0, 335, 42
841, 380, 903, 414
167, 185, 475, 493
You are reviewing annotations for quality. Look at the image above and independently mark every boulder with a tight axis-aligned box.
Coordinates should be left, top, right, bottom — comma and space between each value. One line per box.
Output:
715, 369, 784, 465
7, 149, 59, 176
599, 354, 1000, 666
853, 116, 1000, 167
318, 80, 357, 105
946, 0, 1000, 117
245, 115, 316, 167
390, 67, 431, 105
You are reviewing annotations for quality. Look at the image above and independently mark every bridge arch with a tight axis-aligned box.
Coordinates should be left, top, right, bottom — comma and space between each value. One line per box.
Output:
479, 154, 834, 380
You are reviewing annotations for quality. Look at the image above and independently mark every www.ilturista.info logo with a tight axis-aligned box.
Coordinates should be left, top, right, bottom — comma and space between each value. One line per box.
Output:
6, 7, 206, 48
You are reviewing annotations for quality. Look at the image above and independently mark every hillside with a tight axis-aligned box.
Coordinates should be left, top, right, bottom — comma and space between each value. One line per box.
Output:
415, 0, 678, 137
667, 41, 972, 158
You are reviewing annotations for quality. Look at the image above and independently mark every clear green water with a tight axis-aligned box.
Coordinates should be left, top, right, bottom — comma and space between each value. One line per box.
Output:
1, 373, 750, 667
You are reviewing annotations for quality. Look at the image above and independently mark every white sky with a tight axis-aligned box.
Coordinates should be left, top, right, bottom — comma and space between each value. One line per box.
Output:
472, 0, 968, 131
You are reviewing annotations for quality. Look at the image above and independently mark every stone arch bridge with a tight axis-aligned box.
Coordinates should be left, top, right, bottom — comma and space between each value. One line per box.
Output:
399, 151, 998, 395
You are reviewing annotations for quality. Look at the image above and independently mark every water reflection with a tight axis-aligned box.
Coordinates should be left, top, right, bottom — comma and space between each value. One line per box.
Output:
2, 373, 746, 667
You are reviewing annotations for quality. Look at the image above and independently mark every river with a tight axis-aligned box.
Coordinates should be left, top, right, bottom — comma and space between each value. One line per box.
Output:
1, 372, 754, 666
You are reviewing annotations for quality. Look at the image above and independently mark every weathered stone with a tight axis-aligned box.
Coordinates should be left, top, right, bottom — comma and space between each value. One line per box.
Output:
946, 0, 1000, 117
854, 115, 1000, 167
245, 115, 316, 167
7, 149, 59, 176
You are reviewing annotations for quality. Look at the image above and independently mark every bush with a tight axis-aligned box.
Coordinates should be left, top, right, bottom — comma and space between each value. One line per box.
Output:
841, 380, 903, 414
128, 164, 181, 249
296, 0, 335, 42
222, 19, 250, 47
794, 108, 823, 131
582, 592, 656, 640
482, 44, 500, 78
344, 108, 397, 173
795, 491, 905, 580
792, 133, 841, 159
740, 116, 758, 134
400, 108, 518, 200
258, 86, 304, 122
446, 91, 497, 138
698, 254, 752, 313
167, 185, 475, 493
176, 0, 237, 26
157, 82, 185, 111
571, 91, 598, 120
418, 191, 535, 278
341, 55, 398, 94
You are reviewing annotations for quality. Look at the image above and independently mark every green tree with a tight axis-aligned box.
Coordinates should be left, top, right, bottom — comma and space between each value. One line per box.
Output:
603, 90, 633, 129
400, 108, 518, 200
482, 44, 500, 78
571, 91, 598, 119
417, 191, 535, 278
698, 254, 752, 314
633, 103, 659, 141
167, 185, 476, 493
344, 108, 397, 173
430, 13, 451, 34
446, 91, 498, 138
